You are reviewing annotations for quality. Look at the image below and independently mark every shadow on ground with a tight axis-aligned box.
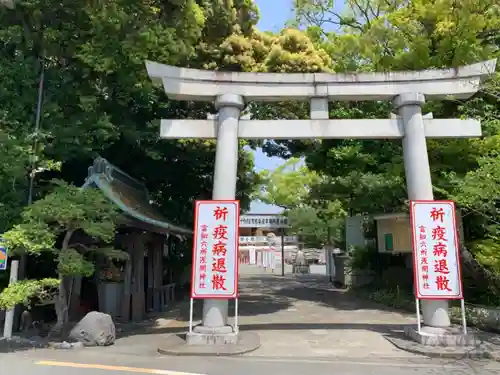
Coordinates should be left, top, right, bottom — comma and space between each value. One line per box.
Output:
0, 272, 417, 351
243, 274, 410, 313
275, 285, 409, 313
2, 272, 404, 350
113, 273, 412, 342
112, 321, 411, 353
0, 337, 48, 353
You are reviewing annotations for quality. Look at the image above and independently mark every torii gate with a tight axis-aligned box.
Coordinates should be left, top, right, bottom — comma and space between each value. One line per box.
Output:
146, 59, 496, 345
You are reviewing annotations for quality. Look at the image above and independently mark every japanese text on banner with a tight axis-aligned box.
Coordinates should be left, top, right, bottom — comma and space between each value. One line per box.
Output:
212, 206, 229, 292
191, 201, 239, 299
411, 201, 462, 299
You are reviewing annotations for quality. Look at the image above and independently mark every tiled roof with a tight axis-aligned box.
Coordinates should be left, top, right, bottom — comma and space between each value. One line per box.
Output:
82, 157, 192, 235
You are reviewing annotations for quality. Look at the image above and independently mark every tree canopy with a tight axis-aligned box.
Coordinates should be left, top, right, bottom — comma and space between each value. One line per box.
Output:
1, 0, 500, 303
0, 0, 340, 233
0, 181, 125, 329
255, 158, 346, 247
283, 0, 500, 281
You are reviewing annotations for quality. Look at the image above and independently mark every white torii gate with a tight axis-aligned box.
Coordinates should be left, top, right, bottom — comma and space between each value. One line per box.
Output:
146, 59, 496, 345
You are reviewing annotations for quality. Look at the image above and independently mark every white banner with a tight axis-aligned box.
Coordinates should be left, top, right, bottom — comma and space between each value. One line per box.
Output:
410, 200, 463, 299
239, 215, 289, 228
191, 200, 239, 299
239, 235, 297, 243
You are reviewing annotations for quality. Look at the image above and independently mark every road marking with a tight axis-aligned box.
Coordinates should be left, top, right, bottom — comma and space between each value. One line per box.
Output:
221, 355, 467, 368
35, 361, 206, 375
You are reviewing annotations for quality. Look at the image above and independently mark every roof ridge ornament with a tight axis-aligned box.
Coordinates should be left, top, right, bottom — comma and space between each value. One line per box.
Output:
88, 156, 148, 194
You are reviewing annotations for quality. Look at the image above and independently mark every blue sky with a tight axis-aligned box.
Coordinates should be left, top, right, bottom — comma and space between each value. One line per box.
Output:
248, 0, 294, 214
248, 0, 344, 214
255, 0, 295, 32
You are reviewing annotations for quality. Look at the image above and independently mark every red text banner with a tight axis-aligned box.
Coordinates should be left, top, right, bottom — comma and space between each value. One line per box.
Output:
191, 200, 240, 299
410, 200, 463, 300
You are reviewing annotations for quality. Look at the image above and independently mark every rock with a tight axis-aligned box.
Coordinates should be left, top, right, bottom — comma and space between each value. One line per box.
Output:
71, 341, 85, 349
53, 341, 73, 350
48, 340, 85, 350
69, 311, 116, 346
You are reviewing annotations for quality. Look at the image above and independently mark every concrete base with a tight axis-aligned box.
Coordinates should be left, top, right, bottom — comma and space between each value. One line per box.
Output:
158, 331, 260, 357
187, 324, 238, 345
385, 324, 500, 361
405, 325, 479, 347
192, 324, 234, 335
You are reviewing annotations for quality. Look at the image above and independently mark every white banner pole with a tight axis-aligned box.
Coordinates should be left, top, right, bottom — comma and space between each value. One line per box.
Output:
460, 298, 467, 335
234, 297, 239, 333
188, 297, 194, 333
415, 298, 422, 334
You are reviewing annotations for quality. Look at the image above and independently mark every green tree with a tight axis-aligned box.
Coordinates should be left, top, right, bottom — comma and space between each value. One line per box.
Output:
293, 0, 500, 69
0, 1, 341, 235
256, 157, 320, 209
255, 158, 346, 247
0, 0, 262, 230
288, 0, 500, 212
0, 182, 126, 332
0, 132, 30, 231
444, 153, 500, 293
287, 201, 346, 248
288, 0, 500, 213
288, 0, 500, 291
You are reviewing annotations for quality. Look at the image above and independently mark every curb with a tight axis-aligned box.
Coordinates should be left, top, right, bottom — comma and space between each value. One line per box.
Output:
157, 345, 260, 357
157, 332, 261, 357
385, 336, 500, 361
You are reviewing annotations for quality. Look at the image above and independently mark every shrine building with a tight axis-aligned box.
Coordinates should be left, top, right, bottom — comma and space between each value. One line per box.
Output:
238, 213, 298, 264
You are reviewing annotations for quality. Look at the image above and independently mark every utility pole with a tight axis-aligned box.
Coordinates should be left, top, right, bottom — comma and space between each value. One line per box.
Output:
2, 2, 46, 334
326, 225, 333, 283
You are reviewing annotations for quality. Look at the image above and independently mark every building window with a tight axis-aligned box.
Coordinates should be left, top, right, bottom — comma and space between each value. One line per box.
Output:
384, 233, 394, 252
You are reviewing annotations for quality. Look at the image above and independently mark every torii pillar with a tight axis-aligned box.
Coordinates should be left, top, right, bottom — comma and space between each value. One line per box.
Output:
146, 59, 496, 344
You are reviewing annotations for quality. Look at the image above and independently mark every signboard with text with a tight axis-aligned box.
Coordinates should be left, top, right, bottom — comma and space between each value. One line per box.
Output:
0, 238, 7, 271
239, 235, 298, 243
191, 200, 240, 299
410, 200, 463, 300
239, 215, 289, 228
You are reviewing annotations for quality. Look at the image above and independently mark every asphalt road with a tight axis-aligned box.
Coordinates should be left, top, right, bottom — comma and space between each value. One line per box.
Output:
2, 349, 500, 375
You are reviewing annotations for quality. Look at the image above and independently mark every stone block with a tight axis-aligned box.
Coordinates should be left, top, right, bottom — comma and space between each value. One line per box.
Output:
186, 331, 239, 345
404, 325, 480, 347
158, 331, 260, 356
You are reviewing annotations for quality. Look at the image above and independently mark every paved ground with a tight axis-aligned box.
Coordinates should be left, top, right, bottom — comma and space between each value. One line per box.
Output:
237, 273, 417, 358
2, 265, 500, 374
106, 265, 418, 359
3, 347, 500, 375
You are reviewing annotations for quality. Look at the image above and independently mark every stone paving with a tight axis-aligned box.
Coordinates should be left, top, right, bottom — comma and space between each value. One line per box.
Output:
229, 266, 418, 358
105, 264, 423, 359
17, 263, 495, 362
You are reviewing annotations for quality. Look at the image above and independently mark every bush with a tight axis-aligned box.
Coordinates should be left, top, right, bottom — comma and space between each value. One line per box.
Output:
0, 278, 59, 310
368, 288, 415, 311
347, 244, 378, 270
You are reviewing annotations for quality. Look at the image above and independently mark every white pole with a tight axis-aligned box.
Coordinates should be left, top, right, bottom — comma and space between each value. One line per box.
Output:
395, 93, 450, 328
200, 93, 244, 330
460, 298, 467, 335
415, 298, 422, 334
234, 298, 239, 333
188, 298, 194, 333
3, 259, 19, 338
